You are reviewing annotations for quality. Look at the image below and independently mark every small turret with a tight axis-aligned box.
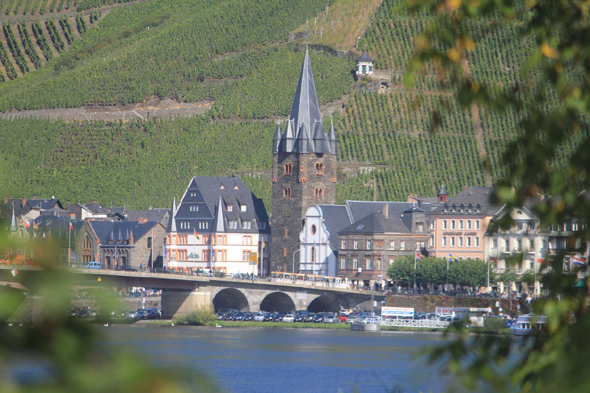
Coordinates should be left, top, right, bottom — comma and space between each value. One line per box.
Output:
437, 183, 447, 203
312, 121, 328, 154
272, 123, 281, 154
170, 197, 177, 232
281, 119, 295, 152
296, 123, 311, 153
327, 121, 337, 155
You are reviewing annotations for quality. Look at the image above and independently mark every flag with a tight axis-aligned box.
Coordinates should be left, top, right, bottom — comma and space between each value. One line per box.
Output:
152, 229, 155, 243
415, 252, 424, 260
34, 222, 38, 230
11, 268, 17, 277
490, 257, 498, 264
24, 218, 30, 229
69, 222, 73, 231
573, 257, 586, 266
194, 229, 200, 240
448, 254, 458, 262
537, 258, 545, 263
115, 247, 118, 266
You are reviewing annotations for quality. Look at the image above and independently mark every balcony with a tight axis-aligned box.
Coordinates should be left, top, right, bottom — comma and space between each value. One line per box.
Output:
526, 248, 535, 254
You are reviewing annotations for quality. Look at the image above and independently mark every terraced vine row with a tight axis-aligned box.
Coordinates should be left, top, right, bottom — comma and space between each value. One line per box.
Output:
0, 0, 108, 16
0, 15, 88, 82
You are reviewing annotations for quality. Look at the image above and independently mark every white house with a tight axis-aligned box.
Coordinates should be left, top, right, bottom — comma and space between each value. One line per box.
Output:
165, 177, 270, 276
356, 52, 374, 77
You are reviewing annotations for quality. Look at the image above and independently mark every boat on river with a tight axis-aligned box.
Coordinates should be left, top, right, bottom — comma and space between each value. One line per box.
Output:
510, 314, 547, 336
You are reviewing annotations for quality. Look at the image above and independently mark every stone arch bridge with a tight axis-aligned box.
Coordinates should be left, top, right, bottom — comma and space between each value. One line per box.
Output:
3, 268, 384, 319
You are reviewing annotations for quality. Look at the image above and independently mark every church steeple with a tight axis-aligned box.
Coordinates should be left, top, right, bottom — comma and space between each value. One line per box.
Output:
289, 48, 322, 150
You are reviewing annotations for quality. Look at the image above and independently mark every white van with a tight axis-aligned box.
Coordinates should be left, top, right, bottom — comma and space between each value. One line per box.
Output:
86, 262, 101, 269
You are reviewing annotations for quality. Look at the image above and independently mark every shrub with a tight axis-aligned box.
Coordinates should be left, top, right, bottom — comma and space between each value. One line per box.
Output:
173, 305, 216, 326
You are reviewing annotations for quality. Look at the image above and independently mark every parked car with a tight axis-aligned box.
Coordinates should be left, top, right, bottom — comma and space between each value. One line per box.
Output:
244, 312, 254, 321
313, 313, 326, 323
86, 261, 101, 269
337, 313, 348, 322
135, 309, 149, 319
146, 309, 161, 319
263, 313, 274, 322
254, 312, 265, 322
126, 310, 139, 319
346, 316, 361, 324
233, 312, 246, 321
324, 314, 339, 323
77, 307, 90, 318
304, 313, 316, 323
294, 313, 306, 322
282, 314, 295, 323
115, 265, 138, 272
69, 308, 80, 317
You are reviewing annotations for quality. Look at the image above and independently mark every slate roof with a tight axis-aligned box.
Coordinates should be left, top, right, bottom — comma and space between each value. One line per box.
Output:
88, 221, 159, 246
0, 198, 64, 218
429, 187, 501, 216
345, 201, 416, 223
170, 176, 269, 234
339, 211, 415, 235
276, 49, 335, 155
34, 215, 84, 241
356, 52, 374, 62
126, 209, 169, 224
316, 205, 353, 250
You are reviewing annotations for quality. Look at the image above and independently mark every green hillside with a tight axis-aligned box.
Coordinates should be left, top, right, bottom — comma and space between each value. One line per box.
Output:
0, 0, 567, 210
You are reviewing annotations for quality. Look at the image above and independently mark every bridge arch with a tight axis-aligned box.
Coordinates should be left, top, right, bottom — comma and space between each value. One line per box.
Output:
259, 292, 296, 312
212, 288, 250, 312
308, 295, 341, 313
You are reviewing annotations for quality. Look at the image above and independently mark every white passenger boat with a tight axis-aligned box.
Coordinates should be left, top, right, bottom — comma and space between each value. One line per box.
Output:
510, 314, 547, 336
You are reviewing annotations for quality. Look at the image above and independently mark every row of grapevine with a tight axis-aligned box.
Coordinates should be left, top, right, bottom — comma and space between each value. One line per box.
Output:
0, 16, 89, 81
3, 23, 29, 73
18, 22, 42, 69
32, 21, 53, 61
1, 0, 109, 16
0, 41, 18, 80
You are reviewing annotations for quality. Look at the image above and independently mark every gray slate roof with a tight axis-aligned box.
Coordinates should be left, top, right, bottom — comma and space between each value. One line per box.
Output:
317, 205, 353, 250
1, 198, 64, 218
89, 221, 159, 245
126, 209, 169, 224
345, 201, 416, 223
170, 176, 269, 234
34, 215, 84, 241
430, 187, 501, 216
356, 52, 374, 62
339, 211, 415, 235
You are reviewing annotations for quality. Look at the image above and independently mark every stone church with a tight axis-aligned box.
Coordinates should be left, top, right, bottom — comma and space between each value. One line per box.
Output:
270, 49, 337, 273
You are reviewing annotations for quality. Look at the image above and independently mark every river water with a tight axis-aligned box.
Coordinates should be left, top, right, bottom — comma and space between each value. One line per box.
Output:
101, 326, 450, 393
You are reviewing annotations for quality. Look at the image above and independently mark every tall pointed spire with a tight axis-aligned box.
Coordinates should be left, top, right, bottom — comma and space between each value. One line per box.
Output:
273, 122, 282, 154
10, 203, 16, 232
289, 49, 322, 146
170, 197, 177, 232
215, 196, 225, 232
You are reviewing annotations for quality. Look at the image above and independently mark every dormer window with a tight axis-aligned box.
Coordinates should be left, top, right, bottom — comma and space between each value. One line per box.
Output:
189, 205, 199, 212
220, 185, 226, 190
241, 205, 247, 212
227, 205, 233, 212
234, 185, 240, 190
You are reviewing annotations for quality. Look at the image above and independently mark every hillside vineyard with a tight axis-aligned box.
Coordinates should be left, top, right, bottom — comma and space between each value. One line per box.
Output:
0, 0, 573, 210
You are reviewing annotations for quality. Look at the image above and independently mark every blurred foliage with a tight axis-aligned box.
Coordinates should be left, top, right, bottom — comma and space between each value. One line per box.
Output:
0, 224, 220, 392
403, 0, 590, 391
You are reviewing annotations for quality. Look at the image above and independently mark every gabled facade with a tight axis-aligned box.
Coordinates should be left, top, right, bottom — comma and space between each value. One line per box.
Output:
165, 176, 270, 275
75, 220, 165, 269
338, 205, 429, 286
271, 49, 337, 273
429, 186, 501, 260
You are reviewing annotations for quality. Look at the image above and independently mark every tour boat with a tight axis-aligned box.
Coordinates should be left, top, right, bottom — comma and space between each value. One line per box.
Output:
510, 314, 547, 336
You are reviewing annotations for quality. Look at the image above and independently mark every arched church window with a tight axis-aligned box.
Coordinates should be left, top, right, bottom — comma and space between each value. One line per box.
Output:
315, 163, 324, 175
283, 188, 291, 199
314, 188, 324, 200
284, 162, 292, 175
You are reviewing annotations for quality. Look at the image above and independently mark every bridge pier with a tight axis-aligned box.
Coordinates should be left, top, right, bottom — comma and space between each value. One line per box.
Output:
161, 289, 212, 319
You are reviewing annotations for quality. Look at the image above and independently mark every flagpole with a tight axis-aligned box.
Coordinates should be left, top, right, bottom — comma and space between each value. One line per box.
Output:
68, 221, 72, 268
414, 251, 417, 292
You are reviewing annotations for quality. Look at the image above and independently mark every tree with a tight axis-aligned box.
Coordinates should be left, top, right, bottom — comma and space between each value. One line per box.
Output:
405, 0, 590, 391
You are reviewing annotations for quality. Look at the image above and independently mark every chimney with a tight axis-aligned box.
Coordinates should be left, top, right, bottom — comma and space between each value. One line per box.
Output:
138, 219, 148, 223
463, 186, 467, 191
383, 204, 389, 219
22, 198, 26, 207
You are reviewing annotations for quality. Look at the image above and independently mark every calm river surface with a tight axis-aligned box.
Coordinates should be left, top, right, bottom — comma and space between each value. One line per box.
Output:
100, 325, 450, 393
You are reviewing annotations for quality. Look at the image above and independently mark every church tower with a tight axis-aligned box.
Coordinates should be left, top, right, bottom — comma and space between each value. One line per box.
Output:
270, 49, 337, 273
